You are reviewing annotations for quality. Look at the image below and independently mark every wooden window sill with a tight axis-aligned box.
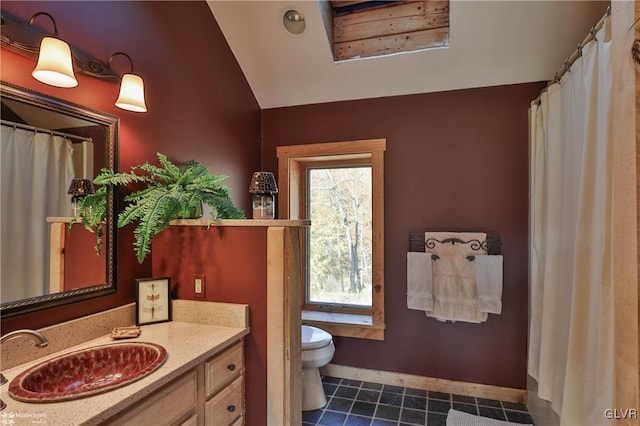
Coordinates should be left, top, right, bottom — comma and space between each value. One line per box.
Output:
302, 310, 385, 341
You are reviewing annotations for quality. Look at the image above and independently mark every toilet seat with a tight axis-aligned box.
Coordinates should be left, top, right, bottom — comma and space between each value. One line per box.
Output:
302, 325, 332, 350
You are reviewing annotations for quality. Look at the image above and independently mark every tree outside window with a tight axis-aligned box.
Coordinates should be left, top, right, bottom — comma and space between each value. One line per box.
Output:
307, 166, 372, 308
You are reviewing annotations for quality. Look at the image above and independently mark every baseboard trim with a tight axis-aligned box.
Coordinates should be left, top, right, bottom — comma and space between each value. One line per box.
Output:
320, 364, 527, 403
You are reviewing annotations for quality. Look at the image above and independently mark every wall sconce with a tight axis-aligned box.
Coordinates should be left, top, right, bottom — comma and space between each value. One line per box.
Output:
109, 52, 147, 113
68, 178, 95, 216
1, 11, 148, 112
249, 172, 278, 220
29, 12, 78, 88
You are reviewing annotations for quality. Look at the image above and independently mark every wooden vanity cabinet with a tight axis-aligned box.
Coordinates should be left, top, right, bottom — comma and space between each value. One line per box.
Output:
102, 339, 244, 426
103, 370, 197, 426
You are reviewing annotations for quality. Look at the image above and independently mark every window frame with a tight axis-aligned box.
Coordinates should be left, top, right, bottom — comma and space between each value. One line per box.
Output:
276, 139, 385, 340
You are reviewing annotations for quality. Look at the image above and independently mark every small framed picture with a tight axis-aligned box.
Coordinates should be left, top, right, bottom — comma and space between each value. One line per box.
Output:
135, 277, 172, 326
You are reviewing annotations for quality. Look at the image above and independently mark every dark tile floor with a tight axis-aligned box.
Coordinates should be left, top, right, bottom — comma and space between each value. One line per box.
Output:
302, 376, 535, 426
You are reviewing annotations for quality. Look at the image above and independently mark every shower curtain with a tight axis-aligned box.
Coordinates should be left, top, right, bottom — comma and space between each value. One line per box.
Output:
0, 125, 75, 303
528, 16, 615, 425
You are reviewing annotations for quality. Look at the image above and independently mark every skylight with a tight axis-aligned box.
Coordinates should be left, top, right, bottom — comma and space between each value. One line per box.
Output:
320, 0, 450, 62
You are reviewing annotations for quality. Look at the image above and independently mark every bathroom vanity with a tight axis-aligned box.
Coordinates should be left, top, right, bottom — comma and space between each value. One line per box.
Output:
0, 302, 249, 425
104, 339, 246, 425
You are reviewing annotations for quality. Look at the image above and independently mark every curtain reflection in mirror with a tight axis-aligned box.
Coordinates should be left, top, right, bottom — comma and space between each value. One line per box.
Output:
0, 125, 74, 303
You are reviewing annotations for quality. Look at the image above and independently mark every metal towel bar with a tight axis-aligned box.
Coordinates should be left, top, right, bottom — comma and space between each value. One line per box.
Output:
408, 232, 501, 256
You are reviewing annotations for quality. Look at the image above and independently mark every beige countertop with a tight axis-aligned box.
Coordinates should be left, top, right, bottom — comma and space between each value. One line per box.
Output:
0, 321, 249, 425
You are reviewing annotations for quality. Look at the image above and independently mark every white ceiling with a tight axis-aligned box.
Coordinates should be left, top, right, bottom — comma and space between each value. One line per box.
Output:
207, 1, 609, 109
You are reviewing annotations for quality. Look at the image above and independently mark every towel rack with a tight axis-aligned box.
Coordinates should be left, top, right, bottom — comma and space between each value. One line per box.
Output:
408, 232, 501, 261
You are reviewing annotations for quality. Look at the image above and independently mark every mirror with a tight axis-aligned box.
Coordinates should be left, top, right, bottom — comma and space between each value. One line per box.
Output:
0, 81, 118, 317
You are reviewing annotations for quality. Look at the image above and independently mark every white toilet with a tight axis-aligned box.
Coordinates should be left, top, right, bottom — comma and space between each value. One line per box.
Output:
301, 325, 335, 411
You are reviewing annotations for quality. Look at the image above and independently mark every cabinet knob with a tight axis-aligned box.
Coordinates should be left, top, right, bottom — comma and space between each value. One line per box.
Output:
227, 364, 236, 371
227, 405, 236, 413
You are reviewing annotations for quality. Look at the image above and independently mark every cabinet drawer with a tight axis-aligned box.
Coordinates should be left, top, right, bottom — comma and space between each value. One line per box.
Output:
104, 370, 196, 426
204, 375, 244, 425
205, 341, 243, 397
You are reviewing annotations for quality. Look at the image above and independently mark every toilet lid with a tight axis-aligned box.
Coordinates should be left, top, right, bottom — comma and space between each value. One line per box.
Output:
301, 325, 332, 350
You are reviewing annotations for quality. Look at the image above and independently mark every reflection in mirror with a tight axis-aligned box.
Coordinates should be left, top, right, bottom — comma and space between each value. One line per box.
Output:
0, 81, 118, 317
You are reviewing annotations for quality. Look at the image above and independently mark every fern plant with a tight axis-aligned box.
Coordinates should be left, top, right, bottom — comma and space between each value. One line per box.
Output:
75, 153, 244, 263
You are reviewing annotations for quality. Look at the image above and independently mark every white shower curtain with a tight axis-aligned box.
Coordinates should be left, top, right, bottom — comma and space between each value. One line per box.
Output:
528, 16, 614, 425
0, 125, 75, 303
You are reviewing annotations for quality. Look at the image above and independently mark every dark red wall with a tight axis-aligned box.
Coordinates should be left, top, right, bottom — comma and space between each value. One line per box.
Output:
1, 1, 260, 330
261, 83, 545, 390
152, 227, 268, 426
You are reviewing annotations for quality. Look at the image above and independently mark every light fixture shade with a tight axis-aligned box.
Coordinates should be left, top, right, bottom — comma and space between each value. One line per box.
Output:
283, 10, 306, 35
67, 178, 95, 197
249, 172, 278, 194
115, 73, 147, 112
32, 36, 78, 88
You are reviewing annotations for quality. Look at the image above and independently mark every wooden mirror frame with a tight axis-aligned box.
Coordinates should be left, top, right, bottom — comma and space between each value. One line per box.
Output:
0, 81, 119, 318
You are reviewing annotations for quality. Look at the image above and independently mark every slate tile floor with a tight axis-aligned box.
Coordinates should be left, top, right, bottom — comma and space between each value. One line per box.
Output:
302, 376, 535, 426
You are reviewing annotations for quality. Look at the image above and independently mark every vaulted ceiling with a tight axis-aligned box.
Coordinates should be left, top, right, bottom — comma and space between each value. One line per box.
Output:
207, 1, 609, 109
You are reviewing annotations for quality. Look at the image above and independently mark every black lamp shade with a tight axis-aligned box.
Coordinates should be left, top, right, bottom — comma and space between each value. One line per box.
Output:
67, 178, 95, 197
249, 172, 278, 194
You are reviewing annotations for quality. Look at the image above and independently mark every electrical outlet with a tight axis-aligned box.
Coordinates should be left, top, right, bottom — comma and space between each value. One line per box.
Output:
194, 274, 205, 299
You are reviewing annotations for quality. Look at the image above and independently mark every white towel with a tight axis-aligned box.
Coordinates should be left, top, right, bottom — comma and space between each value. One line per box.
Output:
424, 232, 488, 323
407, 252, 434, 311
446, 409, 532, 426
475, 255, 503, 314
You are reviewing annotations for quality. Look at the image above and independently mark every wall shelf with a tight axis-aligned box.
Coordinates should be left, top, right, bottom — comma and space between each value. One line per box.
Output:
169, 219, 310, 227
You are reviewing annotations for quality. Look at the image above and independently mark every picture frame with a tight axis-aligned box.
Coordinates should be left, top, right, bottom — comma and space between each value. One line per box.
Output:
135, 277, 172, 326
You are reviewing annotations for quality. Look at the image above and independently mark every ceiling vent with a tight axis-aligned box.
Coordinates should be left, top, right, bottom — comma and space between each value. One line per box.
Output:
322, 0, 450, 62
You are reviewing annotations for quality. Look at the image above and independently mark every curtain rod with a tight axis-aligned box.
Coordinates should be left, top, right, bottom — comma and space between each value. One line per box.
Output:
0, 119, 93, 144
532, 5, 611, 106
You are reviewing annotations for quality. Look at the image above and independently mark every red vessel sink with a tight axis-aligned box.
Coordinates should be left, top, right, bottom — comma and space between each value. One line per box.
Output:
8, 342, 167, 403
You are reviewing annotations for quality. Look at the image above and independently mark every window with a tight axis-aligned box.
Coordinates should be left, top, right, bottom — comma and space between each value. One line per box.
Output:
276, 139, 385, 340
306, 164, 372, 311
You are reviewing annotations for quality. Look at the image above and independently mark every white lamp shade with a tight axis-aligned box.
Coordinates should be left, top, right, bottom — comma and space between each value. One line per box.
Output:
115, 73, 147, 112
32, 36, 78, 88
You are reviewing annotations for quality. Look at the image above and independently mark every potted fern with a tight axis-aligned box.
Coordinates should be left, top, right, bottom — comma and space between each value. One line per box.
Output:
75, 153, 244, 263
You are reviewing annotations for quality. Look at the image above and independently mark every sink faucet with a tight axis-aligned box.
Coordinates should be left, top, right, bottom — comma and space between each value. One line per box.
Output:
0, 329, 48, 347
0, 329, 49, 387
